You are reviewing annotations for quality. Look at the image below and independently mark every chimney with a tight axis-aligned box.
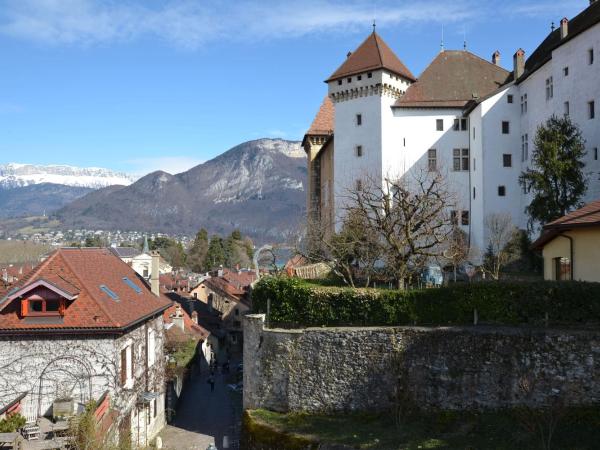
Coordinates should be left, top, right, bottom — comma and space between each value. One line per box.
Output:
191, 311, 198, 325
150, 251, 160, 296
560, 17, 569, 39
492, 50, 501, 66
172, 304, 185, 331
513, 48, 525, 80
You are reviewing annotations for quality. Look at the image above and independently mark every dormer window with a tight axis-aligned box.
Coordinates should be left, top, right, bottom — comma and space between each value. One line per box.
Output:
21, 296, 64, 317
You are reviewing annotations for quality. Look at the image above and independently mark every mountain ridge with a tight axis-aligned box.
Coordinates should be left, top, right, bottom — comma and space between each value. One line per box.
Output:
56, 138, 307, 241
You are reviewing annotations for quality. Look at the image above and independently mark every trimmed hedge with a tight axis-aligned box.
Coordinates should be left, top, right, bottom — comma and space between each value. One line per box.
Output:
251, 277, 600, 328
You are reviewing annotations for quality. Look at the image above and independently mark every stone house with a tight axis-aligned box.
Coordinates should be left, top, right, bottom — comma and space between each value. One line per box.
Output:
0, 248, 172, 448
533, 199, 600, 282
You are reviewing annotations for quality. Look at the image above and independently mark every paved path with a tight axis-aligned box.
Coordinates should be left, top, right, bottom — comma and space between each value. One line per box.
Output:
159, 367, 242, 450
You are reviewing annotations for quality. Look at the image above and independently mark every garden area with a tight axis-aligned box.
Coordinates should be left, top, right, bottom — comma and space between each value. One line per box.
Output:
242, 407, 600, 450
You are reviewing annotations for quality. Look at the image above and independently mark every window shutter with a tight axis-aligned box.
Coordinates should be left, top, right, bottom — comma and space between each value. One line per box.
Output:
121, 348, 127, 385
21, 299, 28, 317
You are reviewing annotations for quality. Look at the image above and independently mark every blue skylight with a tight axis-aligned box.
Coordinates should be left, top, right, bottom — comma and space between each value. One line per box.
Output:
99, 285, 119, 301
122, 277, 142, 294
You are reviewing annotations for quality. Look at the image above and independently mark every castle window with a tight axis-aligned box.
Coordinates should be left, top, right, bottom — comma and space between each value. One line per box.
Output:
461, 118, 467, 130
338, 79, 342, 86
563, 66, 569, 76
502, 121, 510, 134
428, 149, 437, 171
356, 114, 362, 126
453, 119, 460, 131
564, 101, 570, 116
594, 148, 598, 160
367, 72, 372, 78
356, 145, 363, 157
357, 75, 362, 81
453, 149, 469, 171
589, 101, 595, 119
503, 154, 512, 167
473, 187, 476, 199
347, 77, 352, 83
461, 211, 469, 226
547, 78, 554, 98
521, 94, 528, 114
498, 186, 506, 196
436, 119, 444, 131
589, 48, 594, 65
355, 179, 363, 191
507, 95, 513, 103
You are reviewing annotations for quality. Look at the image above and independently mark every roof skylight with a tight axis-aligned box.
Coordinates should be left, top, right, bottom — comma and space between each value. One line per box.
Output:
122, 277, 142, 294
100, 285, 119, 301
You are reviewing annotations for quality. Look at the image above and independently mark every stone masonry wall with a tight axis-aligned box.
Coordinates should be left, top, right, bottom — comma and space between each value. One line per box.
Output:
243, 314, 600, 413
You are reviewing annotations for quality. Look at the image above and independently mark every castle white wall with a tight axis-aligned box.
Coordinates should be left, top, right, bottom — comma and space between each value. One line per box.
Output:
478, 86, 524, 249
520, 22, 600, 201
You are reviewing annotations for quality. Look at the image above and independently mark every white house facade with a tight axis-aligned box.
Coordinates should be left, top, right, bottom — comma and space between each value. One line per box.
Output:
304, 0, 600, 256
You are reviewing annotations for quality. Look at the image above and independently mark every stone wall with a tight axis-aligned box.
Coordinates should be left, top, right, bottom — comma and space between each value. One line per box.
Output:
243, 314, 600, 413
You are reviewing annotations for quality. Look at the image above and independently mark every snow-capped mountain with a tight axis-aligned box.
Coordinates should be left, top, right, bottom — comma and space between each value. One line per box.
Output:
0, 163, 136, 189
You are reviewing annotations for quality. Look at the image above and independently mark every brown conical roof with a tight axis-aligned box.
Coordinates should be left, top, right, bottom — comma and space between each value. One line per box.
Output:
326, 32, 415, 82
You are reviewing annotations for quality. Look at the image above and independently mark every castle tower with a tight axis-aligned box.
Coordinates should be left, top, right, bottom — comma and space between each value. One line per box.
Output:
325, 32, 415, 224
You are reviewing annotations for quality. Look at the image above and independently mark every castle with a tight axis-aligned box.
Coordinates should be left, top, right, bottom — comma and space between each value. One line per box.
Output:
303, 0, 600, 255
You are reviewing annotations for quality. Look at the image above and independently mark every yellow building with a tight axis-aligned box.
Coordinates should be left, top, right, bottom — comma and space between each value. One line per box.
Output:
533, 199, 600, 282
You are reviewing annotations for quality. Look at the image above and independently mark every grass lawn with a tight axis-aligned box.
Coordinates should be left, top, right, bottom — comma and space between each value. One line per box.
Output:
247, 407, 600, 450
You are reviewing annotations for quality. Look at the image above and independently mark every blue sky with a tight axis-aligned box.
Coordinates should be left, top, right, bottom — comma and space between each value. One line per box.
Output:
0, 0, 589, 175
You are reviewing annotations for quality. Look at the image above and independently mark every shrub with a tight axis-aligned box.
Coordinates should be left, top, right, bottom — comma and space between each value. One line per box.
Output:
0, 413, 26, 433
251, 277, 600, 328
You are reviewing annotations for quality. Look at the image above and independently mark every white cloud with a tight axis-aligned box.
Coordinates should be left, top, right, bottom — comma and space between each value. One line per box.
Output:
0, 0, 480, 48
125, 156, 204, 176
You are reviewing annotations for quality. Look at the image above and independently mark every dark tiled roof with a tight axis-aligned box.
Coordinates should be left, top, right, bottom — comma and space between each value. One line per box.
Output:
306, 96, 335, 136
395, 51, 510, 109
110, 247, 141, 258
0, 248, 171, 331
519, 1, 600, 83
326, 32, 415, 82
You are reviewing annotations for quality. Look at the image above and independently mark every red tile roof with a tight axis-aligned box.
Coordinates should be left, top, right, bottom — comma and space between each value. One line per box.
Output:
326, 32, 415, 82
395, 51, 510, 109
545, 200, 600, 228
0, 248, 172, 332
306, 96, 335, 136
163, 303, 209, 340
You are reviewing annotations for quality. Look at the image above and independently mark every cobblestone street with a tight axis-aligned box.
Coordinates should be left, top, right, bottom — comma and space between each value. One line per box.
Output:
159, 366, 242, 450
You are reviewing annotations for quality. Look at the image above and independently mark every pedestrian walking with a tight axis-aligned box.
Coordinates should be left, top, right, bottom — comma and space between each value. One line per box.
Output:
208, 375, 215, 392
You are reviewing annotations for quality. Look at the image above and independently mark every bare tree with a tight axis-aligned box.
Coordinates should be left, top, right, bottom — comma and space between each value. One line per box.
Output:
345, 169, 455, 290
483, 213, 518, 280
443, 227, 471, 282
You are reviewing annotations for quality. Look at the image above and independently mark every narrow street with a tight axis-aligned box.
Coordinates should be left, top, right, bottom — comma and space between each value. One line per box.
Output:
159, 364, 242, 450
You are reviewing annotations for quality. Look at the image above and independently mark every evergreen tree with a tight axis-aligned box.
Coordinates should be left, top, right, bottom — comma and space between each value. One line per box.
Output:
224, 230, 252, 268
519, 115, 587, 228
187, 228, 209, 272
206, 235, 226, 269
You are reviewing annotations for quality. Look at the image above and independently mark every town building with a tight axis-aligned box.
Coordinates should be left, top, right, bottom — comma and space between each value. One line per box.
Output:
533, 199, 600, 282
0, 248, 172, 447
303, 1, 600, 255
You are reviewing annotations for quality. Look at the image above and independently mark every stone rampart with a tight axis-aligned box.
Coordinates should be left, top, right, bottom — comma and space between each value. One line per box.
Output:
243, 314, 600, 413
